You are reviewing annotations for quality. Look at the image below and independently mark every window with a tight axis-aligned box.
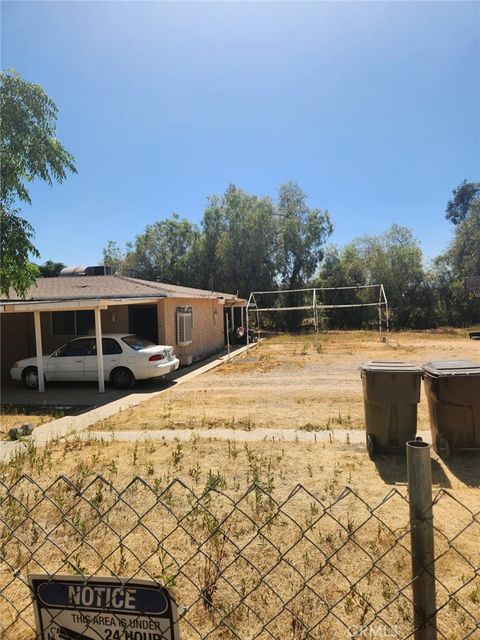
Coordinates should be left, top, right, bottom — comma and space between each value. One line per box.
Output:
176, 307, 193, 346
52, 310, 95, 336
88, 338, 123, 356
55, 338, 94, 357
52, 311, 75, 335
122, 335, 156, 351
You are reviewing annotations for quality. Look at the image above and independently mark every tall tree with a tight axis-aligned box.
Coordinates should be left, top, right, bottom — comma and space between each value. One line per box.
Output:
0, 69, 76, 296
197, 185, 278, 296
102, 241, 126, 275
277, 182, 333, 289
434, 198, 480, 325
445, 180, 480, 225
120, 214, 199, 284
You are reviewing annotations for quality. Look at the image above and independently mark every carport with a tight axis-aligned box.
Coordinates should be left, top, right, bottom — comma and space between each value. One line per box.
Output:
1, 296, 164, 393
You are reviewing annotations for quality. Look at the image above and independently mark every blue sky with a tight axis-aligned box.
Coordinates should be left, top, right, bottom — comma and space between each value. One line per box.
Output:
2, 1, 479, 266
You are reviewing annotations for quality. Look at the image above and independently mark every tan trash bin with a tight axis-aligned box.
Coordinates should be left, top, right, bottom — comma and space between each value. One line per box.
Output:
422, 360, 480, 459
360, 361, 422, 457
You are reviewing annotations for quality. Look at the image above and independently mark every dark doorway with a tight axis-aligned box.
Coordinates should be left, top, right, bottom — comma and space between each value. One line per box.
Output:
129, 305, 158, 344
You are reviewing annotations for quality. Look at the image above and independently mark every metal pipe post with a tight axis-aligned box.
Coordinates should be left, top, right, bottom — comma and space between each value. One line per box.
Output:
226, 314, 231, 360
407, 440, 437, 640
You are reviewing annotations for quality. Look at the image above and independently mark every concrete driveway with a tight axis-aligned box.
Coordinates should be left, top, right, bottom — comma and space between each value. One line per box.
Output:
0, 345, 251, 410
0, 344, 255, 462
1, 376, 177, 411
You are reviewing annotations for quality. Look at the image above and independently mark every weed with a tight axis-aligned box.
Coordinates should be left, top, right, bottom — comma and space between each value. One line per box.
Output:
171, 442, 183, 469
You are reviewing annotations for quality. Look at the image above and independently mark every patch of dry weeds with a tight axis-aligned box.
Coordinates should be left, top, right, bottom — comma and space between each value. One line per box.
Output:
1, 437, 478, 639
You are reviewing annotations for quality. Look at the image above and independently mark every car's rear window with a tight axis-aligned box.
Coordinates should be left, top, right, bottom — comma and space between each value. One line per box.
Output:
122, 335, 156, 351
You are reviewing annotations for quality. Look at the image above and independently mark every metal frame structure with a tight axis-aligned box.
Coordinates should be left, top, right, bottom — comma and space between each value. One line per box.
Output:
246, 284, 388, 344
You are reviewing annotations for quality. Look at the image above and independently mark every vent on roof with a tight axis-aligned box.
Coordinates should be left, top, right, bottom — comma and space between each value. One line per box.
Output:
59, 266, 112, 277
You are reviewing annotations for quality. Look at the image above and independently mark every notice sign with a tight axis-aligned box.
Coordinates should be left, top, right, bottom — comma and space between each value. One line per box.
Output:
29, 575, 180, 640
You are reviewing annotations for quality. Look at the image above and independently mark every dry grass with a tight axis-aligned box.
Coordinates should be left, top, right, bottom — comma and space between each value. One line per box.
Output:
1, 436, 479, 639
89, 330, 478, 433
1, 331, 479, 638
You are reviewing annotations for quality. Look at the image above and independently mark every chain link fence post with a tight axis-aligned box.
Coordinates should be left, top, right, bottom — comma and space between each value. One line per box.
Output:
407, 439, 437, 640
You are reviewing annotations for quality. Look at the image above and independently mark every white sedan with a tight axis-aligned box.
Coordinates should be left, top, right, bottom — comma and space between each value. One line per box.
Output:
10, 333, 180, 390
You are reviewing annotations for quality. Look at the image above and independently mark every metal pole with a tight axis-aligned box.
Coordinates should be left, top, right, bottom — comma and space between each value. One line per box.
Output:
33, 311, 45, 393
226, 314, 230, 360
382, 285, 389, 333
94, 307, 105, 393
407, 440, 437, 640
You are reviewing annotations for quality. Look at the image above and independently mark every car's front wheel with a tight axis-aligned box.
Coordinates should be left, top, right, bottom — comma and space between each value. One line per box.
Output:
22, 366, 39, 389
111, 367, 135, 390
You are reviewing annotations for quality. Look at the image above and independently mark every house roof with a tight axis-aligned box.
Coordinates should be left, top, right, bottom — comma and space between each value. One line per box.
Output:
2, 275, 245, 305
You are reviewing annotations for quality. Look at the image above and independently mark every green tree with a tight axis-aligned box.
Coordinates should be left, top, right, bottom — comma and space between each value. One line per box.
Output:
196, 185, 278, 297
102, 241, 126, 275
116, 214, 200, 284
319, 225, 432, 329
1, 209, 40, 295
0, 69, 76, 296
434, 199, 480, 325
36, 260, 66, 277
275, 182, 333, 328
277, 182, 333, 290
445, 179, 480, 225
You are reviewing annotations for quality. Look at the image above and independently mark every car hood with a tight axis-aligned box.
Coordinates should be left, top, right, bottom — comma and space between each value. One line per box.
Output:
13, 356, 51, 368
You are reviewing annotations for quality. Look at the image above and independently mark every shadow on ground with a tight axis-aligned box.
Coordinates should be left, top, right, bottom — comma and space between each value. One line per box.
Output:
373, 454, 452, 489
0, 346, 242, 412
440, 452, 480, 487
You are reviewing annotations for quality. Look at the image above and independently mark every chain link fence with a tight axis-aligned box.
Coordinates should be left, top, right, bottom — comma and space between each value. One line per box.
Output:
1, 473, 479, 640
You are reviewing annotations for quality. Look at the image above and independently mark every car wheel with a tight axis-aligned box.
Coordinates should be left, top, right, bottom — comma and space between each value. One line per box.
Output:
435, 434, 451, 460
111, 367, 135, 390
366, 433, 376, 459
22, 366, 39, 389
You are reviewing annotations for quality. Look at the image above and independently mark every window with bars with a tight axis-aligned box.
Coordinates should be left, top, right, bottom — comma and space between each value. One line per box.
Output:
176, 307, 193, 346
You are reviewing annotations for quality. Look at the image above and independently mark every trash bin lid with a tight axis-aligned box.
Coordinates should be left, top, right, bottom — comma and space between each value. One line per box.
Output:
359, 361, 423, 373
422, 360, 480, 377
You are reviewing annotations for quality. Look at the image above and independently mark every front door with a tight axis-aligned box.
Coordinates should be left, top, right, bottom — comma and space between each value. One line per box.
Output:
129, 305, 158, 344
47, 338, 94, 381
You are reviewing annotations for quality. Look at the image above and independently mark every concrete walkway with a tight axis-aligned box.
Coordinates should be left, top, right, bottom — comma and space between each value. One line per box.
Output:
0, 343, 257, 461
84, 427, 432, 446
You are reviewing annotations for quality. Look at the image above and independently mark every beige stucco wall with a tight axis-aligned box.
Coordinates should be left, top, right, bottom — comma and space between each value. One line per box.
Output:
158, 298, 225, 361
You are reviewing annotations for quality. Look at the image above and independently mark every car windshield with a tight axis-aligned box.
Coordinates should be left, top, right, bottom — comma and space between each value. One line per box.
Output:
122, 335, 156, 351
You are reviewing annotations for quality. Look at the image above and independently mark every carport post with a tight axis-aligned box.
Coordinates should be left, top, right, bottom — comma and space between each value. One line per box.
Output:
94, 306, 105, 393
241, 305, 244, 327
33, 311, 45, 393
230, 306, 234, 329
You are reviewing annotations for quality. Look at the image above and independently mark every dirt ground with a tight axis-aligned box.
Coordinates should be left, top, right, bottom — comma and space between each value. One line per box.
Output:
90, 330, 479, 433
2, 331, 479, 639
